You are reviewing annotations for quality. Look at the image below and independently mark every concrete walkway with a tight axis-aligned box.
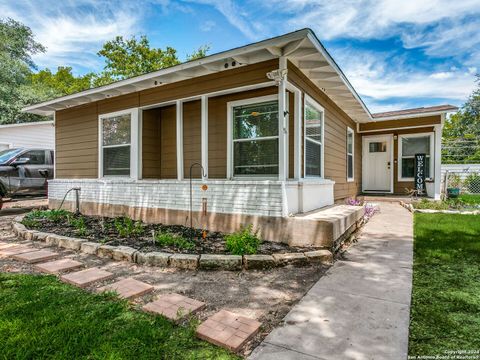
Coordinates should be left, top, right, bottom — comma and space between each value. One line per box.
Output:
250, 203, 413, 360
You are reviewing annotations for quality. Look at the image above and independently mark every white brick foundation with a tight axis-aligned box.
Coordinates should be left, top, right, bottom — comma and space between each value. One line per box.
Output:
48, 178, 335, 218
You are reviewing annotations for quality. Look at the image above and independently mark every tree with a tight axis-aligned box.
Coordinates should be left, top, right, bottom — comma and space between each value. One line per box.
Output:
94, 35, 209, 86
0, 18, 46, 124
442, 75, 480, 164
29, 67, 94, 98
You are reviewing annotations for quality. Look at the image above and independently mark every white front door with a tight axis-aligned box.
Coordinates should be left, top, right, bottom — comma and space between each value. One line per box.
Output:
363, 135, 392, 192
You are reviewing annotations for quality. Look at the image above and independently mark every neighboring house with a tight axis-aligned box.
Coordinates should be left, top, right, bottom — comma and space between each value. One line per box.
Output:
23, 29, 457, 242
0, 121, 54, 150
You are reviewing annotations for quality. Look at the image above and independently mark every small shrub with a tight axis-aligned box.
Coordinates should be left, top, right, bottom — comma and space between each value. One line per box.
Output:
447, 173, 462, 188
114, 217, 144, 237
413, 199, 450, 210
21, 217, 40, 229
67, 215, 87, 236
225, 225, 261, 255
155, 231, 194, 250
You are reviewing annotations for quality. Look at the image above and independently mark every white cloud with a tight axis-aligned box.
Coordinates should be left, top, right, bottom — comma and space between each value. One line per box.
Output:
200, 20, 216, 32
183, 0, 259, 40
332, 47, 476, 112
0, 0, 141, 71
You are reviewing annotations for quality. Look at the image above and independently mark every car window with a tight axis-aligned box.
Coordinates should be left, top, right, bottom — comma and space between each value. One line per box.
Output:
50, 151, 54, 164
22, 150, 46, 165
0, 148, 23, 164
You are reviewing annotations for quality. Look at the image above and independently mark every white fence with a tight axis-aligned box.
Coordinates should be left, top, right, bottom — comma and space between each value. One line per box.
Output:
441, 164, 480, 194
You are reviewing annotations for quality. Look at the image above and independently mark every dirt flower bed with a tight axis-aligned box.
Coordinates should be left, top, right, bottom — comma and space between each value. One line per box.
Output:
22, 210, 317, 255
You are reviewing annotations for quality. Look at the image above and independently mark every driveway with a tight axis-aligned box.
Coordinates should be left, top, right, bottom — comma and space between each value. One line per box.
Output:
250, 202, 413, 360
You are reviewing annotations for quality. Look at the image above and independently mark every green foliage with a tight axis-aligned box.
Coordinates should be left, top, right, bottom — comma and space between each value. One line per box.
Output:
23, 209, 69, 223
0, 273, 236, 359
225, 225, 261, 255
155, 231, 194, 250
96, 35, 180, 84
465, 172, 480, 193
29, 67, 94, 98
186, 44, 211, 61
67, 215, 87, 236
21, 217, 40, 229
412, 197, 479, 210
0, 18, 47, 124
409, 214, 480, 355
113, 216, 144, 237
442, 75, 480, 164
459, 193, 480, 205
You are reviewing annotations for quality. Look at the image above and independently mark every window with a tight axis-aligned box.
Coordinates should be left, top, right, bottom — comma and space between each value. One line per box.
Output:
100, 113, 131, 176
399, 134, 433, 180
369, 142, 387, 152
347, 127, 354, 181
22, 150, 46, 165
232, 99, 279, 176
304, 97, 324, 177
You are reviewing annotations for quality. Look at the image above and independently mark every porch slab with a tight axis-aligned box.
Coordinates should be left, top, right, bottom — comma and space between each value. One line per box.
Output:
197, 310, 261, 352
35, 259, 84, 274
12, 250, 59, 264
143, 293, 205, 321
99, 278, 154, 299
61, 267, 114, 288
296, 204, 364, 242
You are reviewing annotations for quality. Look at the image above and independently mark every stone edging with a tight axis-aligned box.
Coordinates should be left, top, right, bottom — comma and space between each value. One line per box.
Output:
11, 217, 333, 271
400, 201, 480, 215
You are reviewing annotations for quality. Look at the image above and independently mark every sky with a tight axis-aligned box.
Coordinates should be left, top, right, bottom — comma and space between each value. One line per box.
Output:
1, 0, 479, 113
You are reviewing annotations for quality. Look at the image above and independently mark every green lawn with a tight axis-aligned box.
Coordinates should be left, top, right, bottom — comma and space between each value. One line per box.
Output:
459, 193, 480, 205
0, 273, 237, 360
409, 213, 480, 355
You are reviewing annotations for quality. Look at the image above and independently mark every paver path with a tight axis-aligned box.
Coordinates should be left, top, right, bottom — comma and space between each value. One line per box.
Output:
250, 202, 413, 360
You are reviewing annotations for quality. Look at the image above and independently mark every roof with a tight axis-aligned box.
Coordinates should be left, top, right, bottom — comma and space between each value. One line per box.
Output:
0, 120, 54, 129
22, 29, 457, 123
372, 105, 458, 120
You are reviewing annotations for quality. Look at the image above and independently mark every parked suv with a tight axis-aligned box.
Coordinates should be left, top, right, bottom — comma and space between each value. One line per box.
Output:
0, 148, 54, 209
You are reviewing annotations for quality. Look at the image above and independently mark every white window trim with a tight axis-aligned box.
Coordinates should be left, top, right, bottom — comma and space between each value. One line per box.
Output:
98, 108, 139, 179
398, 132, 434, 182
303, 94, 325, 179
227, 94, 279, 180
347, 126, 354, 182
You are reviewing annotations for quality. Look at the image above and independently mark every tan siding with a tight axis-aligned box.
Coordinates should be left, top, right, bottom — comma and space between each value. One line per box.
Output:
361, 126, 435, 194
97, 93, 140, 115
208, 87, 278, 178
55, 103, 98, 178
183, 100, 202, 178
287, 61, 362, 201
142, 108, 162, 178
139, 60, 277, 107
288, 91, 294, 179
160, 105, 177, 178
359, 115, 441, 132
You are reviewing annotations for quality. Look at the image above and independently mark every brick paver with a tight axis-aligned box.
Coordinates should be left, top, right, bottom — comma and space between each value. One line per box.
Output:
0, 245, 36, 257
99, 278, 154, 299
197, 310, 261, 352
13, 249, 59, 264
61, 267, 114, 288
143, 293, 205, 321
35, 259, 84, 274
0, 242, 21, 250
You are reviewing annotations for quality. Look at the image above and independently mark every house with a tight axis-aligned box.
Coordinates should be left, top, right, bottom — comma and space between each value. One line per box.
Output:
22, 29, 457, 245
0, 121, 54, 150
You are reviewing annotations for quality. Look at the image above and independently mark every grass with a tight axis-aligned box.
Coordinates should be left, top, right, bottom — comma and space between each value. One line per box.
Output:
459, 193, 480, 205
0, 273, 237, 360
409, 213, 480, 356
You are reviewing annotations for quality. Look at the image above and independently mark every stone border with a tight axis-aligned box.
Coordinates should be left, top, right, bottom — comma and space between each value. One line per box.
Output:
400, 201, 480, 214
11, 216, 333, 271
